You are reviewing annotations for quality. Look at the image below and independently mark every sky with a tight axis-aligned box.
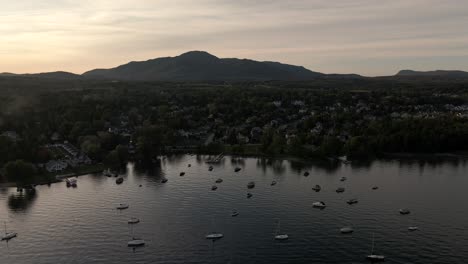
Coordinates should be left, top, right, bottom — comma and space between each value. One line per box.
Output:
1, 0, 468, 76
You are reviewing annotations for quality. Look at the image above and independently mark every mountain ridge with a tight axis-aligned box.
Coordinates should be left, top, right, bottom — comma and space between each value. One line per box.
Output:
82, 51, 323, 81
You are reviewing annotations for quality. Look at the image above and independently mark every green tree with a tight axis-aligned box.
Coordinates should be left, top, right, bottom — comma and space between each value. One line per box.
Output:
3, 160, 37, 186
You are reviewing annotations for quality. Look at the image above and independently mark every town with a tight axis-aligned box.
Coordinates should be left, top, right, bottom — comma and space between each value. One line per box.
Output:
1, 78, 468, 186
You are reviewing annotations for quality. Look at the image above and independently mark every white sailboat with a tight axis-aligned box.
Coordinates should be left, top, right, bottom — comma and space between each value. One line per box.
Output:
274, 220, 289, 240
206, 219, 224, 240
127, 224, 145, 247
366, 233, 385, 262
1, 222, 17, 241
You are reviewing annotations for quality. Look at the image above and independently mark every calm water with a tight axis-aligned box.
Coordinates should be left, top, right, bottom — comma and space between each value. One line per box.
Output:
1, 155, 468, 264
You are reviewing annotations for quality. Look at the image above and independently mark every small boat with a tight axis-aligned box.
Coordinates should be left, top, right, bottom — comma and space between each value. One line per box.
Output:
179, 172, 185, 176
408, 226, 419, 231
366, 233, 385, 262
312, 185, 321, 192
65, 178, 77, 187
303, 171, 310, 176
231, 210, 239, 217
161, 178, 168, 183
340, 176, 347, 182
347, 198, 358, 205
234, 167, 241, 172
372, 186, 379, 190
116, 177, 124, 184
188, 164, 191, 167
271, 180, 277, 186
103, 169, 112, 177
206, 233, 224, 240
117, 203, 129, 210
208, 166, 213, 171
336, 187, 345, 193
1, 222, 17, 241
340, 227, 354, 234
215, 178, 223, 183
367, 254, 385, 262
128, 218, 140, 224
312, 201, 326, 209
211, 185, 218, 191
274, 220, 289, 240
399, 209, 410, 215
128, 238, 145, 247
247, 193, 253, 198
247, 181, 255, 189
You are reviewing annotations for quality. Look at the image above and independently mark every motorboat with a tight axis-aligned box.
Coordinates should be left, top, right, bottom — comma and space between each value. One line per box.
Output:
312, 185, 321, 192
347, 198, 358, 205
180, 172, 185, 176
271, 180, 277, 186
116, 177, 124, 184
340, 227, 354, 234
247, 181, 255, 189
340, 176, 347, 182
234, 167, 241, 172
128, 218, 140, 224
117, 203, 129, 210
103, 169, 112, 177
231, 210, 239, 217
65, 178, 77, 187
161, 178, 168, 183
372, 186, 379, 190
408, 226, 419, 231
205, 233, 224, 240
336, 187, 345, 193
128, 238, 145, 247
211, 185, 218, 191
303, 171, 310, 176
247, 193, 253, 198
274, 234, 289, 240
312, 201, 326, 209
188, 164, 191, 167
215, 178, 223, 183
399, 209, 411, 215
208, 166, 213, 171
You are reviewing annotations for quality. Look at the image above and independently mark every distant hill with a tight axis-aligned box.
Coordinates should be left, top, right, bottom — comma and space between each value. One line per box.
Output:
396, 70, 468, 78
82, 51, 323, 81
0, 71, 81, 80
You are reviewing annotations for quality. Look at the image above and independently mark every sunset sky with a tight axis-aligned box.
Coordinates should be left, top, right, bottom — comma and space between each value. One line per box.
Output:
2, 0, 468, 76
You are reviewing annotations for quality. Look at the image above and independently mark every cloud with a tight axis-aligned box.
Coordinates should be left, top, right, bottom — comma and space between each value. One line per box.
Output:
1, 0, 468, 75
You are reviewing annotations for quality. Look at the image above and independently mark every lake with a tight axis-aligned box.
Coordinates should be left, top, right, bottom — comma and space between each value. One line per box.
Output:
1, 155, 468, 263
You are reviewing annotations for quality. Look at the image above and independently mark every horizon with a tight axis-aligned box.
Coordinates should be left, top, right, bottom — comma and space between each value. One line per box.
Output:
1, 50, 467, 78
2, 1, 468, 76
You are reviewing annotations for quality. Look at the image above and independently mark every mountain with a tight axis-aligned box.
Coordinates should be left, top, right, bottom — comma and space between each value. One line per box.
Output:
0, 71, 81, 79
82, 51, 323, 81
396, 70, 468, 78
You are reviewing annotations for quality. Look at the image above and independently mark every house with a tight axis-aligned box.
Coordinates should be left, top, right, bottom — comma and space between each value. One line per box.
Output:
272, 101, 282, 107
45, 160, 68, 172
292, 100, 305, 107
50, 132, 61, 142
1, 131, 20, 142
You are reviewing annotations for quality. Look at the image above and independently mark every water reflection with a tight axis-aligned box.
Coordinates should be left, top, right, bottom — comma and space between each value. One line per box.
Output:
8, 190, 37, 212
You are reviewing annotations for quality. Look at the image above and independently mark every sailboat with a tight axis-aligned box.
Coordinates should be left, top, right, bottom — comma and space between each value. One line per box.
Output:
206, 219, 224, 240
1, 222, 17, 241
366, 233, 385, 262
127, 224, 145, 247
274, 220, 289, 240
